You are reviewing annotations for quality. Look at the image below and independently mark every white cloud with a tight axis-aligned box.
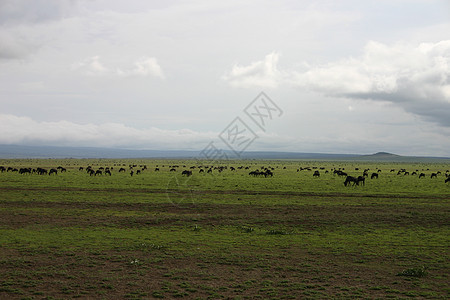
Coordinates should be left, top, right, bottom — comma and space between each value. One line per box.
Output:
223, 52, 284, 88
72, 56, 165, 78
116, 57, 165, 79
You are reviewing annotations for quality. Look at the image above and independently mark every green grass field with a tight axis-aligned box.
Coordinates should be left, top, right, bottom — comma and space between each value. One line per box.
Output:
1, 159, 449, 299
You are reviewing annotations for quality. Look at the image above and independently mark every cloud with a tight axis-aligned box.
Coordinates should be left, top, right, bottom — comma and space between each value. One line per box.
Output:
0, 0, 77, 26
292, 40, 450, 126
225, 40, 450, 126
0, 30, 35, 60
117, 57, 165, 79
72, 56, 165, 78
0, 0, 79, 60
0, 114, 213, 149
223, 52, 284, 88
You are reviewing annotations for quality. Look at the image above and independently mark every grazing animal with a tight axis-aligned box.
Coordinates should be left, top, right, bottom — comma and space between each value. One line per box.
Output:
19, 168, 31, 175
419, 173, 425, 178
431, 173, 437, 179
445, 177, 450, 183
313, 170, 320, 178
371, 173, 378, 179
344, 176, 359, 186
49, 168, 58, 175
95, 170, 102, 176
182, 170, 192, 177
357, 176, 365, 186
154, 168, 159, 171
170, 168, 176, 172
105, 170, 112, 176
119, 168, 126, 172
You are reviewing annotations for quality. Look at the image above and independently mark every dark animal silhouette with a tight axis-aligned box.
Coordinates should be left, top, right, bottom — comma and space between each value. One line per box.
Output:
182, 170, 192, 177
357, 176, 365, 186
431, 173, 437, 179
313, 170, 320, 177
419, 173, 425, 178
371, 173, 378, 179
344, 176, 358, 186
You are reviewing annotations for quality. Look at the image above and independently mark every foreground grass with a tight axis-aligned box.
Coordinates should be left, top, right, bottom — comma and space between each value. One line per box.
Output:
0, 159, 449, 299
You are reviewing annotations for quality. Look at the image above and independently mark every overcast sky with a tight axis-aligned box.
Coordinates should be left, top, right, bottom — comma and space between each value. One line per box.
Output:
1, 0, 449, 156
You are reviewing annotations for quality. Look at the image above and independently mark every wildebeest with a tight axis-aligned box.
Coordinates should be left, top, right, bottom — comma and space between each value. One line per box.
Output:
57, 166, 66, 172
154, 168, 159, 172
19, 168, 31, 175
95, 170, 102, 176
36, 168, 47, 175
344, 176, 365, 186
344, 176, 359, 186
334, 170, 347, 177
371, 173, 378, 179
357, 176, 365, 186
182, 170, 193, 177
119, 168, 126, 172
313, 170, 320, 178
419, 173, 425, 178
170, 168, 176, 172
445, 177, 450, 183
49, 168, 58, 175
105, 170, 112, 176
431, 173, 437, 179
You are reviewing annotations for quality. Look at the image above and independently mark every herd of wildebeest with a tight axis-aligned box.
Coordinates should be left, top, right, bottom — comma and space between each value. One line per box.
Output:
1, 163, 450, 185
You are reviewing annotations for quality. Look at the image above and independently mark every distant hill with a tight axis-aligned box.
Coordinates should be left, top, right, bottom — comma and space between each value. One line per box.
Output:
0, 144, 448, 162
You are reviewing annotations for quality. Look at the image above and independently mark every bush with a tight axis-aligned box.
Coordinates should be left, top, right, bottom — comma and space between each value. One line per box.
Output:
397, 266, 427, 278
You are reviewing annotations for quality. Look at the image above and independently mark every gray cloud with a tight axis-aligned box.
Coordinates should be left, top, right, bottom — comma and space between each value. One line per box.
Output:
293, 40, 450, 127
0, 0, 78, 60
0, 0, 77, 25
225, 40, 450, 127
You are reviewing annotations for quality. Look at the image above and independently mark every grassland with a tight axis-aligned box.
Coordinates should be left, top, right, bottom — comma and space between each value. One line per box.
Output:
0, 159, 449, 299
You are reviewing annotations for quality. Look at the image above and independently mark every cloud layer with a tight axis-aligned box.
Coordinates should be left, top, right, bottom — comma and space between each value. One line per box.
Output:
0, 114, 212, 149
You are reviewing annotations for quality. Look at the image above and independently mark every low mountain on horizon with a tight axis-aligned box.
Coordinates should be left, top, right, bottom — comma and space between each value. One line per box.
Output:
362, 152, 401, 158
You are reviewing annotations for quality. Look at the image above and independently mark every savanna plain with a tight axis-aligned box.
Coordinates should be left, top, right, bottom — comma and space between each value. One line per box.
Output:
0, 159, 449, 299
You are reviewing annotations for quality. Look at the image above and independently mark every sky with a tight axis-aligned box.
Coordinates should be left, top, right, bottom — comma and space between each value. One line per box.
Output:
1, 0, 450, 156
